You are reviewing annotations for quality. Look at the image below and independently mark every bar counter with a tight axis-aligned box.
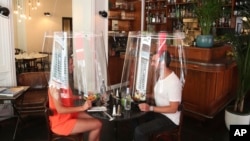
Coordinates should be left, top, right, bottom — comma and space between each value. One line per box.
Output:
168, 45, 237, 120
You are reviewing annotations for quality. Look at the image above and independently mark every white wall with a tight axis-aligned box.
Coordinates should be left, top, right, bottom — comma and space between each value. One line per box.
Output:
72, 0, 108, 51
13, 0, 72, 52
72, 0, 108, 88
0, 0, 16, 86
0, 0, 108, 86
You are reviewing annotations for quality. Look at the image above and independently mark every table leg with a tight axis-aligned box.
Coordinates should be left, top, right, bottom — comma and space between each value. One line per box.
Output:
114, 121, 118, 141
12, 116, 20, 140
11, 102, 23, 140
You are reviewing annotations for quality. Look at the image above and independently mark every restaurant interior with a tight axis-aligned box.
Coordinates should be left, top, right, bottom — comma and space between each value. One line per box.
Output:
1, 0, 250, 141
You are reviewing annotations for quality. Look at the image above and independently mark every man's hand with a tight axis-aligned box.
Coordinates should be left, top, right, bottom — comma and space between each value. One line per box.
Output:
138, 103, 150, 112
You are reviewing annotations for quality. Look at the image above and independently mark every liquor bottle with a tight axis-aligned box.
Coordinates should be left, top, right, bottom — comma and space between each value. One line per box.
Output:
149, 12, 153, 23
181, 5, 185, 18
100, 79, 106, 95
146, 12, 149, 23
124, 87, 131, 110
152, 13, 156, 23
168, 9, 171, 18
220, 7, 225, 27
155, 12, 159, 23
100, 79, 107, 105
176, 5, 180, 18
160, 12, 165, 23
163, 13, 167, 23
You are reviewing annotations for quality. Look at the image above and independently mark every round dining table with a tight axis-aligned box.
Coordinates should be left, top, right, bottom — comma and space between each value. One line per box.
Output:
15, 53, 49, 72
87, 91, 147, 121
15, 53, 48, 60
87, 94, 147, 141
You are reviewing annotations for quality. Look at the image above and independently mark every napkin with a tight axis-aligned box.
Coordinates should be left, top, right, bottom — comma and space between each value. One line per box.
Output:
87, 106, 107, 112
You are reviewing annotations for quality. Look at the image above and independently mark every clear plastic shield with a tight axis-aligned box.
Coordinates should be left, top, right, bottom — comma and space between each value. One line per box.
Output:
120, 31, 186, 102
42, 32, 108, 106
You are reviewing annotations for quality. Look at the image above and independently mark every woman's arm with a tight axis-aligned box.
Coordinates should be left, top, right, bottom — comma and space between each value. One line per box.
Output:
49, 87, 92, 114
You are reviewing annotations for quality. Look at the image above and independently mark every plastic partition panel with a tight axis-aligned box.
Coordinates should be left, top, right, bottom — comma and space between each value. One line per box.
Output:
120, 31, 186, 102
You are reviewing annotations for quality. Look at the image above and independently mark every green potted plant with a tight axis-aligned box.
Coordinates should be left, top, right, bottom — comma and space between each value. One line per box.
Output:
194, 0, 222, 47
224, 4, 250, 130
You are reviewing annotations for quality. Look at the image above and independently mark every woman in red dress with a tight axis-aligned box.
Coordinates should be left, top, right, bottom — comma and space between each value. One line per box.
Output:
48, 57, 102, 141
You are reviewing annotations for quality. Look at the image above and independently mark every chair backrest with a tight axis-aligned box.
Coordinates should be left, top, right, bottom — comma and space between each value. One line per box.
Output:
176, 104, 184, 140
17, 72, 50, 89
39, 51, 51, 62
45, 107, 53, 140
15, 48, 22, 55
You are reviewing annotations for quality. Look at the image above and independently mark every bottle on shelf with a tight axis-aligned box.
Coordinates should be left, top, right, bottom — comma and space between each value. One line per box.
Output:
163, 12, 167, 23
152, 13, 156, 23
176, 5, 180, 19
146, 11, 149, 23
193, 38, 196, 47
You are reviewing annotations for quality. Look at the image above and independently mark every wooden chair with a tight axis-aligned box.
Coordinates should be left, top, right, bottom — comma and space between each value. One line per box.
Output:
45, 108, 84, 141
13, 72, 49, 139
16, 72, 49, 112
15, 48, 22, 55
150, 104, 184, 141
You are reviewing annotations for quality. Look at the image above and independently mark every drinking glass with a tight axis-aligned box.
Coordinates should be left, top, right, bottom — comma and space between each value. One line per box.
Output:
124, 98, 131, 110
101, 92, 110, 106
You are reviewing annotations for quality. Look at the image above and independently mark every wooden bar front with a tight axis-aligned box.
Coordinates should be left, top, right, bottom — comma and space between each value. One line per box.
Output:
168, 45, 237, 120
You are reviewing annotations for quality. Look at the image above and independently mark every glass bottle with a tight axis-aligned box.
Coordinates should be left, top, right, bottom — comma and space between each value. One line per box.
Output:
124, 87, 131, 110
176, 5, 180, 18
100, 79, 106, 95
100, 79, 108, 106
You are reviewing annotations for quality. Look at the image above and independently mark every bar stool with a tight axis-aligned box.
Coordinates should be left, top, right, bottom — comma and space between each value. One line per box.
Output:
150, 104, 184, 141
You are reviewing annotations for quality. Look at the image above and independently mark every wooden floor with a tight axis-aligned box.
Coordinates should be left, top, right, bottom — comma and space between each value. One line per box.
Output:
0, 108, 231, 141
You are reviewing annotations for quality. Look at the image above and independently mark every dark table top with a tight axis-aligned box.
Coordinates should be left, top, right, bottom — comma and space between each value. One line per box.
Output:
88, 97, 146, 121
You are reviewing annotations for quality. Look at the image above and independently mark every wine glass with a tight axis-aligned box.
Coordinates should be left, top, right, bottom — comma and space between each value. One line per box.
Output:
101, 92, 110, 106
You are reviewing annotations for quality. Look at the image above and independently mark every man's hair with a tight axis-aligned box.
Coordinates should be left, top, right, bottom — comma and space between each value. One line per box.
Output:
159, 51, 171, 68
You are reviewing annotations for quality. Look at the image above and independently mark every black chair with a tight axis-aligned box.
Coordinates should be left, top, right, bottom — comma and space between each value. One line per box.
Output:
23, 58, 38, 72
45, 108, 84, 141
15, 59, 24, 74
15, 48, 22, 55
36, 52, 51, 71
150, 104, 184, 141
